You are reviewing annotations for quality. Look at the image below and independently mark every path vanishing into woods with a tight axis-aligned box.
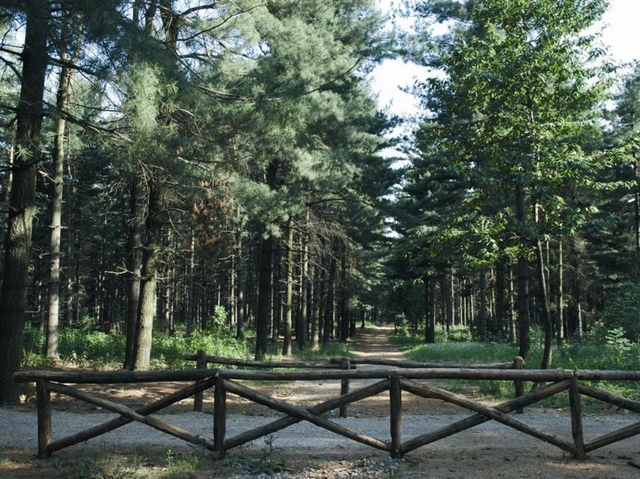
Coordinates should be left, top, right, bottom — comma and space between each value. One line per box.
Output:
3, 324, 640, 477
349, 323, 408, 360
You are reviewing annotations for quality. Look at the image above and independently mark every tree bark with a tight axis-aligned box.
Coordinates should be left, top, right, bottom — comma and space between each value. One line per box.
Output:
283, 218, 294, 355
323, 246, 337, 344
124, 176, 146, 369
477, 267, 488, 341
256, 234, 273, 359
556, 240, 564, 345
425, 276, 435, 343
536, 238, 554, 369
132, 182, 163, 370
515, 181, 531, 359
339, 240, 349, 343
46, 37, 73, 359
297, 217, 309, 350
0, 0, 48, 405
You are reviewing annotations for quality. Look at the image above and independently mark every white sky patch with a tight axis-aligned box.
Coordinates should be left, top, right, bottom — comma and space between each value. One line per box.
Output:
372, 0, 640, 119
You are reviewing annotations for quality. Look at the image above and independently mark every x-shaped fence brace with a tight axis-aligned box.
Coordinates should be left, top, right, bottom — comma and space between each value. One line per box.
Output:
29, 372, 640, 460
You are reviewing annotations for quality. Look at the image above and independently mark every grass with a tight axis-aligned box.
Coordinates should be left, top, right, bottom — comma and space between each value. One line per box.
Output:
0, 444, 293, 479
391, 325, 640, 410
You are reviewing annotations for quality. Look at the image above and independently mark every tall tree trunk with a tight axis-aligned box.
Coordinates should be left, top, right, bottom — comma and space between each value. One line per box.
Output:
297, 219, 309, 350
339, 240, 349, 343
0, 0, 48, 405
256, 235, 273, 359
283, 218, 294, 355
536, 238, 553, 369
495, 260, 507, 339
323, 247, 337, 345
311, 264, 321, 349
236, 228, 245, 340
477, 267, 488, 341
186, 233, 196, 335
124, 177, 145, 369
556, 240, 564, 345
132, 183, 163, 370
425, 276, 435, 343
271, 245, 281, 343
46, 49, 73, 359
515, 181, 531, 358
0, 146, 13, 271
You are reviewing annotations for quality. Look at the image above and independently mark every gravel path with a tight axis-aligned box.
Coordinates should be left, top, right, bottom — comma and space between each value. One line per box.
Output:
1, 406, 639, 453
3, 326, 640, 478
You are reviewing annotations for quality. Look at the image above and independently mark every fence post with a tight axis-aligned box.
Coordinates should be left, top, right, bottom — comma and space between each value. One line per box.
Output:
513, 356, 525, 414
213, 374, 226, 455
569, 376, 586, 459
193, 349, 207, 412
36, 380, 51, 458
390, 374, 402, 458
340, 358, 351, 418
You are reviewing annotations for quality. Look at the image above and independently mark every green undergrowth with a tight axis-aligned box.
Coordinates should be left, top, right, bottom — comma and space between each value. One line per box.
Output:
10, 445, 233, 479
21, 321, 350, 371
391, 326, 640, 410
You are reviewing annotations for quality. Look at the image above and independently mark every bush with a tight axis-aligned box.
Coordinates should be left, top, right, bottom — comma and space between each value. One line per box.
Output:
599, 282, 640, 341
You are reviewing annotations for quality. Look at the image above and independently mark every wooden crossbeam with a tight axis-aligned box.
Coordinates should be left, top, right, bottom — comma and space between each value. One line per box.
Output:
45, 377, 217, 454
223, 378, 391, 452
46, 382, 216, 450
225, 379, 390, 449
577, 383, 640, 452
400, 379, 575, 455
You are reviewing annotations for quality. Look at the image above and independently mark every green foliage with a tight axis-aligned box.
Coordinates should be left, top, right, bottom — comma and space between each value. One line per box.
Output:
206, 306, 231, 336
599, 282, 640, 341
21, 323, 253, 370
400, 338, 517, 364
394, 324, 640, 405
162, 448, 217, 479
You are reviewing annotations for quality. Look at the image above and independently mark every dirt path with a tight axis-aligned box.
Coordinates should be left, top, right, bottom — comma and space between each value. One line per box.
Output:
349, 323, 407, 359
3, 325, 640, 478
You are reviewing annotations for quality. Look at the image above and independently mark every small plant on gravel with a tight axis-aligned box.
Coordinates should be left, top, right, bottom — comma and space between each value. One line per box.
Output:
229, 434, 289, 476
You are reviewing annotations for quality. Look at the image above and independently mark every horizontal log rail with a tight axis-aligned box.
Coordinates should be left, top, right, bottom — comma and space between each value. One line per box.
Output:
13, 367, 640, 461
182, 350, 515, 370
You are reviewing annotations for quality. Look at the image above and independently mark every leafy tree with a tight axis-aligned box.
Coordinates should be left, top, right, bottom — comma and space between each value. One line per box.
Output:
0, 0, 49, 404
407, 0, 615, 365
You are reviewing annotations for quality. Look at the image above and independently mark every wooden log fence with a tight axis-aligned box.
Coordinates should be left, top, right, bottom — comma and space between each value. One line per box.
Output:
185, 351, 523, 413
13, 366, 640, 461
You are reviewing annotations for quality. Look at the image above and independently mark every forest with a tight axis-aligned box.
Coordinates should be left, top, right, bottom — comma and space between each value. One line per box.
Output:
0, 0, 639, 405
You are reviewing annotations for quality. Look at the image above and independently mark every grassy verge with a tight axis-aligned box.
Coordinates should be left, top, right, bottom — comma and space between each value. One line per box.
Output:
391, 326, 640, 411
0, 443, 292, 479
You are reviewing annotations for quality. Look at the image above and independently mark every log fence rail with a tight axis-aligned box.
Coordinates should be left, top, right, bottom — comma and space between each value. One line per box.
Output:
12, 359, 640, 461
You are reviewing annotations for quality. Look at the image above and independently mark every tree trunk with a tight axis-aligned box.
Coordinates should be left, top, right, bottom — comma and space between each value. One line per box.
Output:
124, 177, 146, 369
297, 219, 309, 350
323, 246, 337, 344
339, 240, 349, 343
495, 260, 507, 339
132, 183, 163, 370
283, 218, 294, 355
255, 234, 273, 359
556, 240, 564, 345
271, 245, 281, 343
235, 227, 245, 340
0, 0, 48, 405
46, 48, 73, 359
477, 268, 488, 341
515, 181, 531, 358
425, 276, 435, 343
536, 238, 554, 369
311, 264, 321, 349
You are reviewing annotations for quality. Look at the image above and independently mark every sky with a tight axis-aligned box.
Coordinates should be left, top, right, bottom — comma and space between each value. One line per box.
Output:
371, 0, 640, 117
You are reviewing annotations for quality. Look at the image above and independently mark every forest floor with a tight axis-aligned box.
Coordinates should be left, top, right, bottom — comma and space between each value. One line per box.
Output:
2, 325, 640, 478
